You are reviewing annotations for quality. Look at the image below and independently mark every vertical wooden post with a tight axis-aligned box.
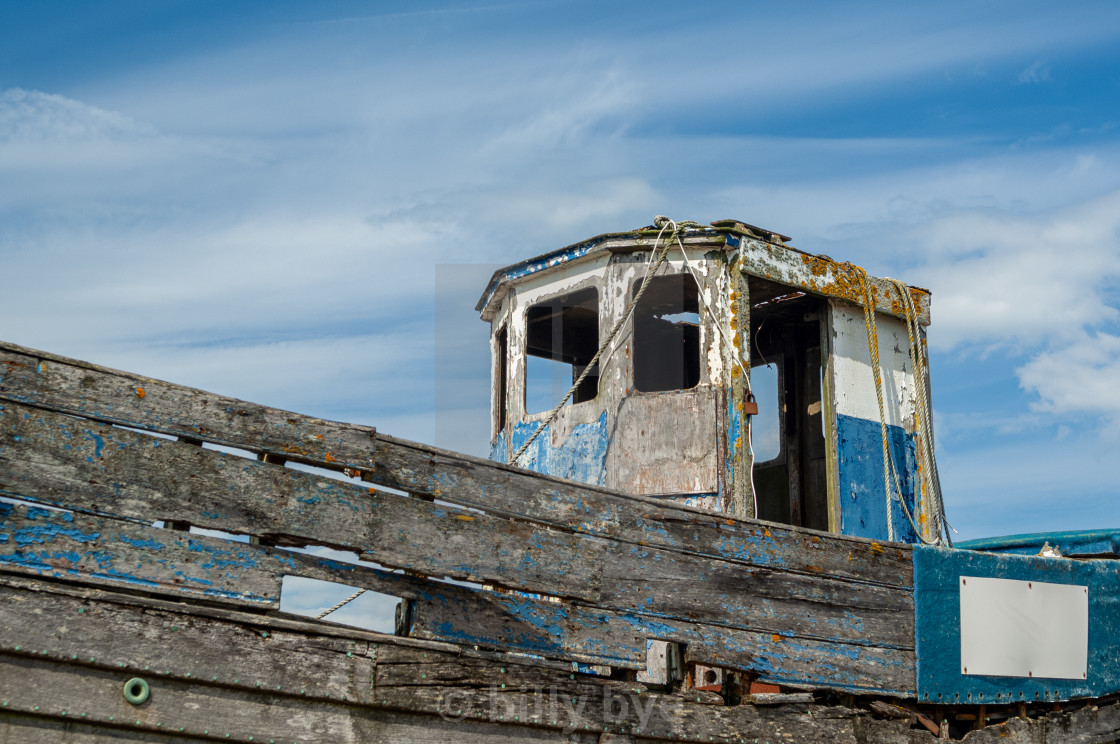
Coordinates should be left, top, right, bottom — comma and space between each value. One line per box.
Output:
729, 261, 754, 518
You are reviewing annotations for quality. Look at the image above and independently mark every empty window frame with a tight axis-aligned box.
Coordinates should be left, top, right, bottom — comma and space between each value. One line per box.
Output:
495, 325, 508, 432
747, 275, 828, 531
633, 274, 701, 393
524, 287, 600, 414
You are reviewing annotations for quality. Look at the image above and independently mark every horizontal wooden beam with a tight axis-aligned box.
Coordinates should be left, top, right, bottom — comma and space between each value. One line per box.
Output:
0, 577, 930, 743
0, 341, 914, 592
0, 400, 912, 655
0, 401, 602, 602
368, 435, 914, 589
0, 340, 377, 471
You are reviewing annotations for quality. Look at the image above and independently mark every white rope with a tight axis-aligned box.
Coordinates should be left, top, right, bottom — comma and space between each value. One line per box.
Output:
511, 216, 758, 515
316, 588, 365, 619
511, 217, 694, 465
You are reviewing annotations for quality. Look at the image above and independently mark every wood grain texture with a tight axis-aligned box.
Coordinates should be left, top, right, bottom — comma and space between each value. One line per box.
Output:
601, 542, 914, 649
0, 576, 1113, 743
0, 501, 281, 607
407, 587, 916, 694
0, 486, 914, 692
369, 434, 914, 589
0, 340, 377, 471
0, 341, 914, 593
0, 400, 603, 601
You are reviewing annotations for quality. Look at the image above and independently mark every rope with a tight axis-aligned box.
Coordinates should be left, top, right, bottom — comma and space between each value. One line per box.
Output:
511, 217, 703, 465
850, 262, 949, 546
316, 588, 365, 619
887, 279, 954, 546
849, 265, 904, 541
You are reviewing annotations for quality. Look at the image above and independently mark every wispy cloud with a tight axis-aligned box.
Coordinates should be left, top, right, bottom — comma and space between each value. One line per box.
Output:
1018, 59, 1053, 84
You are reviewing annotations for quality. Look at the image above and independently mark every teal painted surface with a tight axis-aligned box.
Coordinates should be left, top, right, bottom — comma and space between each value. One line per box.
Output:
837, 414, 919, 543
914, 545, 1120, 703
958, 529, 1120, 557
508, 412, 609, 486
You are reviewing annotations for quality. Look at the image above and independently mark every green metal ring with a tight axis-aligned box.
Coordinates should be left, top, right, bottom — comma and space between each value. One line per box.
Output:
123, 677, 150, 705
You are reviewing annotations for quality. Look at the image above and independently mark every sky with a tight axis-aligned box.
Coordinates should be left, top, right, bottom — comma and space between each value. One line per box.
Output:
3, 0, 1120, 624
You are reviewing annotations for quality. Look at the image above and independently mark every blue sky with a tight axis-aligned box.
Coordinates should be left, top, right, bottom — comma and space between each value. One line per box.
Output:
3, 1, 1120, 580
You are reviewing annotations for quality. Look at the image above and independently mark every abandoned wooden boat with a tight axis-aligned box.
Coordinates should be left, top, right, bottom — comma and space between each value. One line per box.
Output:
2, 217, 1118, 742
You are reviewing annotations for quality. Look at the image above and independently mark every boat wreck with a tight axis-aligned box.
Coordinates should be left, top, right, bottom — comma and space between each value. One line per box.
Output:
2, 217, 1118, 742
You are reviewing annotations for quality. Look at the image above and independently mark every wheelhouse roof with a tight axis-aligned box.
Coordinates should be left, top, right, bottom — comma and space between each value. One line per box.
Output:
476, 218, 931, 325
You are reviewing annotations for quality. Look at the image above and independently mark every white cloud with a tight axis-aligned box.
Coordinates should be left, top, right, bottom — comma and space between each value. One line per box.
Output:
1018, 331, 1120, 431
1018, 60, 1053, 84
909, 188, 1120, 350
0, 87, 155, 142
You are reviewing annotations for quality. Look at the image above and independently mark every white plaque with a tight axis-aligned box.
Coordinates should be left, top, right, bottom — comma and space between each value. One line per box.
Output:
959, 576, 1088, 679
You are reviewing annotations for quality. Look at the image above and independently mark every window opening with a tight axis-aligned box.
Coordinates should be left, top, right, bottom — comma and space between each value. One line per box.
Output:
525, 287, 599, 414
748, 275, 828, 531
496, 325, 508, 431
750, 362, 781, 462
633, 275, 700, 392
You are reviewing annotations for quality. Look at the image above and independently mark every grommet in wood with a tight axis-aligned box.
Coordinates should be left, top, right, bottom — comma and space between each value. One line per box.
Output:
123, 677, 150, 705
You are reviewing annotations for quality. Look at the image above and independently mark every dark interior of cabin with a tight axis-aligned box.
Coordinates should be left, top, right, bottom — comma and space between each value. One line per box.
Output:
632, 274, 701, 393
525, 287, 600, 405
748, 275, 829, 531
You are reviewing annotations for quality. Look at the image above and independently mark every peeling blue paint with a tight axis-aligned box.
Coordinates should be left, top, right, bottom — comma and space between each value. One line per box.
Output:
915, 546, 1120, 703
510, 412, 609, 486
836, 414, 919, 543
489, 428, 508, 464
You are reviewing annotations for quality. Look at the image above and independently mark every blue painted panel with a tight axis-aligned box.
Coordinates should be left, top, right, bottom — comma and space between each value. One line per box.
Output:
509, 412, 609, 486
836, 414, 918, 543
489, 429, 508, 464
958, 529, 1120, 558
914, 545, 1120, 703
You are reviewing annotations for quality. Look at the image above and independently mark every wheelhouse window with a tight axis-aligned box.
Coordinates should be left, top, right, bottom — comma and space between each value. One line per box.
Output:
495, 325, 508, 432
633, 274, 700, 392
524, 287, 599, 414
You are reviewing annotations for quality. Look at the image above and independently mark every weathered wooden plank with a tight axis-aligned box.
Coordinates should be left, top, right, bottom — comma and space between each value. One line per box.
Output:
0, 399, 910, 647
0, 502, 281, 607
0, 398, 912, 679
407, 586, 916, 695
0, 712, 214, 743
0, 656, 561, 744
0, 401, 603, 601
0, 579, 372, 702
0, 341, 913, 591
0, 577, 899, 743
369, 434, 914, 589
5, 573, 1105, 744
0, 340, 377, 470
0, 502, 910, 694
601, 542, 914, 649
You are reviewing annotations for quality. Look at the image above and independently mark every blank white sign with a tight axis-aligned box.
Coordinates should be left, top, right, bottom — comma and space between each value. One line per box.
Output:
959, 576, 1088, 679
